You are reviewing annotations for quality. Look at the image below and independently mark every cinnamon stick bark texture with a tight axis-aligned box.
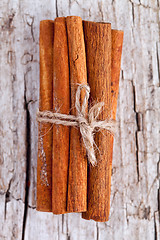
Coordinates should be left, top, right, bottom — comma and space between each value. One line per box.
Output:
109, 30, 124, 166
82, 21, 112, 221
37, 20, 54, 212
107, 30, 123, 215
52, 17, 70, 214
66, 16, 88, 212
111, 30, 124, 121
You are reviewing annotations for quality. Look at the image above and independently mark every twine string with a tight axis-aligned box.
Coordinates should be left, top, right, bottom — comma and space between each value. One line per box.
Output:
37, 84, 117, 166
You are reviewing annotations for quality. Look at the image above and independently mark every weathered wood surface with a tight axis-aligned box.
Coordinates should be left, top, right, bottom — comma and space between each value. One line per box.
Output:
0, 0, 159, 239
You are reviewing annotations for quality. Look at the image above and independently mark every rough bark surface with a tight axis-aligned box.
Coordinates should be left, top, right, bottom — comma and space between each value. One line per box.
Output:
0, 0, 159, 239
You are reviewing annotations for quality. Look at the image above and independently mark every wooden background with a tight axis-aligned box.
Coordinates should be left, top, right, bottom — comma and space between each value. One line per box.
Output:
0, 0, 159, 239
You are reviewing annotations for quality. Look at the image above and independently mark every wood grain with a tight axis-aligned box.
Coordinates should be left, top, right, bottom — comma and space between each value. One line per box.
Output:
1, 0, 159, 239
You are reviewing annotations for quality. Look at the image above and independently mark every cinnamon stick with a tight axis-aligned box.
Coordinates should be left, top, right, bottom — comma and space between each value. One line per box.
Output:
110, 30, 124, 166
82, 21, 112, 221
66, 16, 88, 212
52, 17, 70, 214
37, 20, 54, 212
107, 30, 123, 214
111, 30, 124, 121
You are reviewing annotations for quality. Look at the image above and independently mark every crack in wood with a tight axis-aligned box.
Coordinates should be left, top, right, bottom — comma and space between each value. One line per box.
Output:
131, 2, 135, 26
96, 222, 99, 240
128, 0, 160, 10
154, 212, 157, 240
158, 155, 160, 219
21, 52, 33, 65
7, 51, 15, 65
132, 83, 140, 182
66, 215, 70, 240
25, 14, 35, 42
1, 12, 16, 33
56, 0, 59, 17
98, 1, 104, 21
22, 73, 31, 240
156, 42, 160, 87
4, 178, 12, 220
62, 214, 64, 233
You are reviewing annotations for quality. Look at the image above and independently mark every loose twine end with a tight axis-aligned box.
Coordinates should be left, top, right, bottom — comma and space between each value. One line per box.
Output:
36, 84, 117, 166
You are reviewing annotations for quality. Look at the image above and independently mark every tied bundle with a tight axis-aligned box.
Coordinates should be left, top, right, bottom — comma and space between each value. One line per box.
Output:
37, 16, 123, 222
37, 84, 117, 166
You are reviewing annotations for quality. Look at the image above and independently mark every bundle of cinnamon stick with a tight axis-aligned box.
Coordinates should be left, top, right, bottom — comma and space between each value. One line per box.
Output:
37, 16, 123, 222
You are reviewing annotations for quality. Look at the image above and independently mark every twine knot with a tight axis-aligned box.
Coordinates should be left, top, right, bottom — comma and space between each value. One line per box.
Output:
37, 84, 117, 166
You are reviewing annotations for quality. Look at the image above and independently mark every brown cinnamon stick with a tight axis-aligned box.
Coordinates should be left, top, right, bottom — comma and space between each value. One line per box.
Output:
110, 30, 124, 167
66, 16, 88, 212
107, 30, 123, 215
52, 17, 70, 214
111, 30, 124, 121
37, 20, 54, 212
82, 21, 112, 221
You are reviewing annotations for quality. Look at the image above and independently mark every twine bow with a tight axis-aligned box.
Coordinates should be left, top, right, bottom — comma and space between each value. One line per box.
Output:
37, 84, 117, 166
